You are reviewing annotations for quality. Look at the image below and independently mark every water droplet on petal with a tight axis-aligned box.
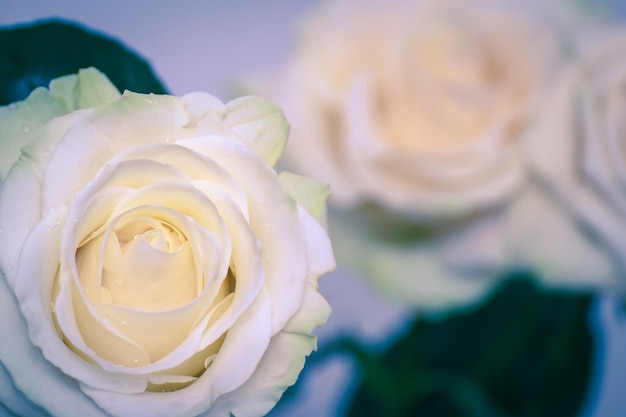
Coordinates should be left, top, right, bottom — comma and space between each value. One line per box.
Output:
204, 354, 217, 369
72, 218, 78, 223
21, 124, 30, 134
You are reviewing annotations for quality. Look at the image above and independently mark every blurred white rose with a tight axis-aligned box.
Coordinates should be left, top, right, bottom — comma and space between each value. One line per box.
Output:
525, 27, 626, 294
0, 68, 335, 417
270, 0, 578, 311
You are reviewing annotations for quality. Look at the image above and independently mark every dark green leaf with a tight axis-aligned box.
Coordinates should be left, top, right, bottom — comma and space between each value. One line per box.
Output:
347, 276, 593, 417
0, 19, 167, 105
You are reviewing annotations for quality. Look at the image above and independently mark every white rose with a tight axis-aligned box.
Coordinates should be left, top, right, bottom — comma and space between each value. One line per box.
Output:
524, 27, 626, 292
271, 0, 573, 310
0, 68, 335, 417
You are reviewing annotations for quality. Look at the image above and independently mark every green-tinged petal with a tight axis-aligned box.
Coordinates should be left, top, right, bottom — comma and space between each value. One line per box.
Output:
73, 68, 121, 110
224, 96, 289, 167
48, 74, 79, 105
0, 88, 68, 180
64, 68, 120, 110
48, 68, 121, 111
0, 68, 119, 181
279, 171, 330, 229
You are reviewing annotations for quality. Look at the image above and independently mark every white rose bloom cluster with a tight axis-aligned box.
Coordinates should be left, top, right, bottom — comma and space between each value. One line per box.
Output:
0, 68, 335, 417
269, 0, 623, 311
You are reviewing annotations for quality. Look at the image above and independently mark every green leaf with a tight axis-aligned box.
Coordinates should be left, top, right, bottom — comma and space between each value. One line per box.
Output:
346, 276, 593, 417
0, 19, 167, 106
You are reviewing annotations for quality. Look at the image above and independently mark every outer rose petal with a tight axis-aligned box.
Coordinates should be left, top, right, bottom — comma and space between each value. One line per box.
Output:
224, 96, 289, 168
279, 171, 330, 228
0, 89, 68, 180
0, 279, 107, 417
0, 363, 48, 417
203, 208, 333, 417
0, 67, 120, 180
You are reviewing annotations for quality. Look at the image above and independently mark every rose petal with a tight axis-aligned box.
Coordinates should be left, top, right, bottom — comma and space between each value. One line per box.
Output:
179, 135, 307, 334
7, 207, 148, 396
223, 96, 290, 167
81, 289, 273, 417
0, 277, 109, 416
279, 171, 330, 229
0, 362, 48, 417
0, 89, 68, 179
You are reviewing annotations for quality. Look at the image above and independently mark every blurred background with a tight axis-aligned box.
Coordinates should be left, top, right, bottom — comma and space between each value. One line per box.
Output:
2, 1, 626, 416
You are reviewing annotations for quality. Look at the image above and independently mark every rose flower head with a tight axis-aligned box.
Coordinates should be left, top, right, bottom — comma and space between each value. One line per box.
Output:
0, 68, 335, 417
269, 0, 579, 311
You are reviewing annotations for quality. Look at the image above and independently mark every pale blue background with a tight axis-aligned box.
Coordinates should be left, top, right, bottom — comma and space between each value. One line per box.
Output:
1, 1, 625, 416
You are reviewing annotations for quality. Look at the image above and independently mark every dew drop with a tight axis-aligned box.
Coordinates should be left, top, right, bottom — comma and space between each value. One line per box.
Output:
204, 354, 216, 369
43, 151, 50, 159
6, 265, 13, 272
21, 124, 30, 134
72, 218, 78, 223
8, 103, 17, 111
133, 359, 139, 364
144, 98, 154, 105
